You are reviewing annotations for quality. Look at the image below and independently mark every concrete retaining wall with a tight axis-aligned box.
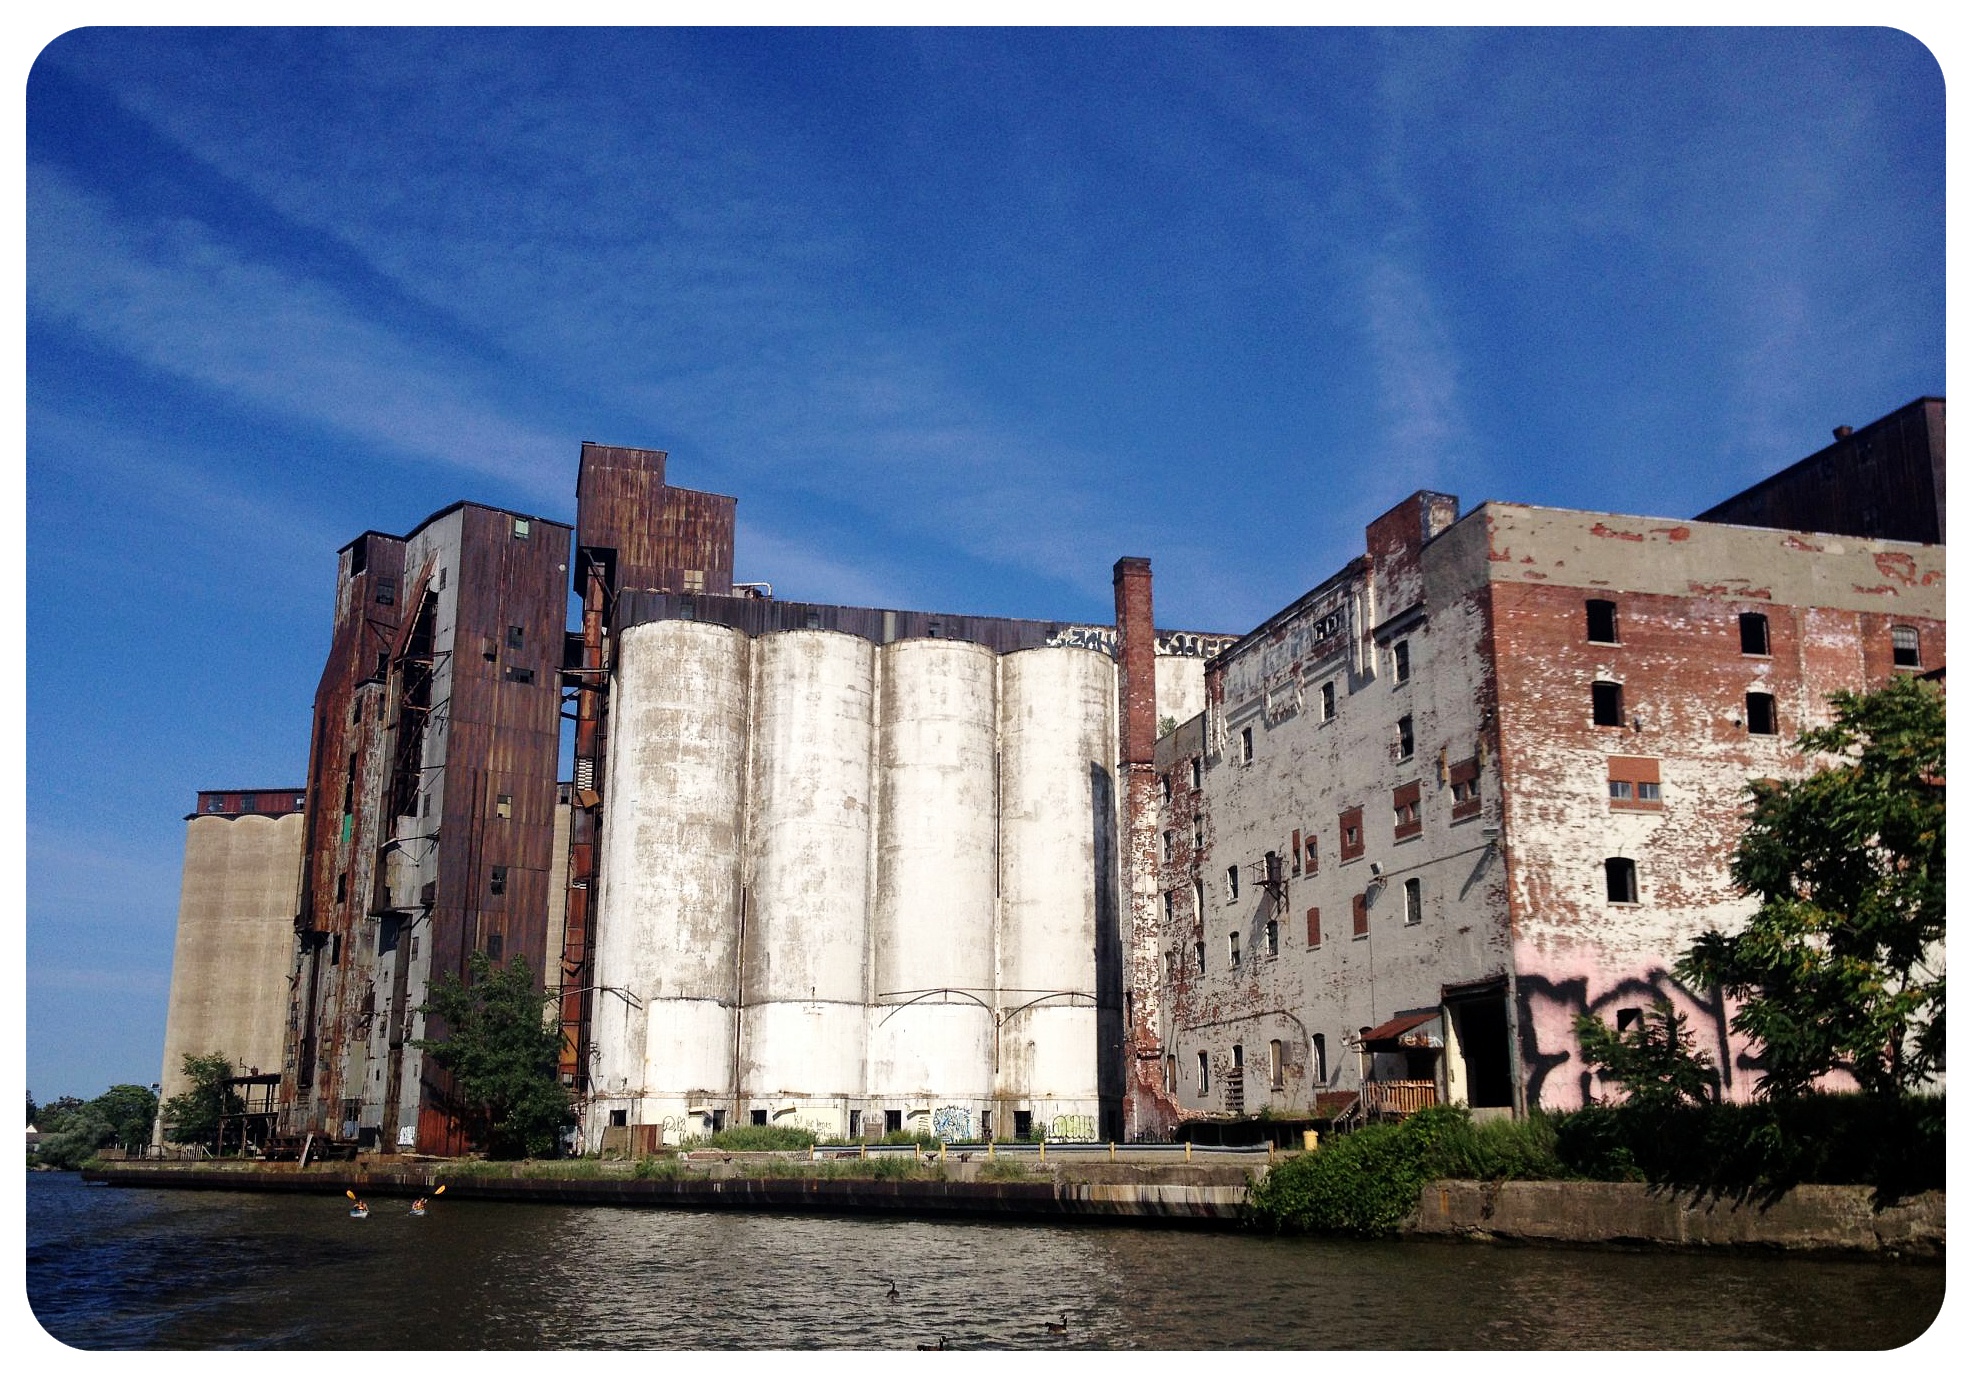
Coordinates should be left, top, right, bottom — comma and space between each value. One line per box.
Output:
1410, 1179, 1944, 1257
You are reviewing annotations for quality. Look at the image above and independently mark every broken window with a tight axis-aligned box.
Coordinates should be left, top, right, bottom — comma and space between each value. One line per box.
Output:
886, 1110, 904, 1134
504, 666, 535, 685
1339, 806, 1364, 862
1352, 892, 1369, 938
1403, 877, 1422, 925
1240, 725, 1254, 764
1190, 757, 1202, 790
1739, 612, 1770, 656
1162, 890, 1174, 923
1265, 918, 1279, 957
609, 1109, 628, 1128
1226, 865, 1240, 902
1393, 640, 1411, 684
1303, 832, 1319, 873
348, 537, 368, 577
1608, 756, 1663, 810
1321, 682, 1337, 721
1162, 830, 1174, 863
1311, 1034, 1327, 1084
335, 872, 347, 904
1160, 774, 1172, 806
1393, 780, 1422, 840
1165, 950, 1177, 982
1586, 599, 1619, 644
803, 611, 822, 630
1195, 941, 1206, 974
508, 625, 525, 650
375, 577, 396, 607
1397, 714, 1414, 760
1228, 931, 1241, 967
490, 865, 508, 896
1745, 692, 1778, 736
1605, 857, 1638, 905
1592, 680, 1625, 728
1197, 1052, 1210, 1094
512, 517, 531, 540
1306, 907, 1321, 947
1892, 625, 1921, 668
1270, 1039, 1285, 1090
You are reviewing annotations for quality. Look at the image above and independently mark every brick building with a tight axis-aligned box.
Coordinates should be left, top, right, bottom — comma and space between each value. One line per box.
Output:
1130, 489, 1944, 1133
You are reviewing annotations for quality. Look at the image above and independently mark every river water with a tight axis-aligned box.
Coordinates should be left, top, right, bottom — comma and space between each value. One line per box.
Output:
24, 1173, 1943, 1350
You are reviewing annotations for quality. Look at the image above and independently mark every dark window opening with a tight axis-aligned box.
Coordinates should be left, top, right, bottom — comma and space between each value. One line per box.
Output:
1240, 725, 1254, 763
1403, 877, 1422, 924
489, 865, 508, 896
1892, 625, 1921, 668
1393, 640, 1411, 683
1226, 865, 1240, 901
334, 872, 347, 903
1321, 681, 1337, 720
1586, 599, 1618, 644
1311, 1034, 1327, 1085
1265, 918, 1279, 956
1397, 714, 1414, 759
504, 666, 535, 685
1190, 757, 1202, 790
485, 932, 503, 961
1228, 931, 1240, 967
751, 1109, 768, 1126
803, 611, 822, 629
1746, 692, 1778, 736
1605, 857, 1638, 905
1195, 941, 1206, 973
375, 577, 396, 607
1270, 1039, 1285, 1090
240, 794, 257, 813
710, 1110, 725, 1132
1012, 1109, 1030, 1137
609, 1109, 628, 1128
1615, 1007, 1643, 1033
849, 1110, 862, 1139
348, 537, 368, 576
507, 625, 524, 650
885, 1109, 903, 1134
1739, 612, 1770, 656
1196, 1054, 1209, 1094
1592, 681, 1624, 727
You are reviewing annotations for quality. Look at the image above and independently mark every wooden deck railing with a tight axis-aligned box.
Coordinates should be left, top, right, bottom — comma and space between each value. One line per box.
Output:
1363, 1080, 1438, 1119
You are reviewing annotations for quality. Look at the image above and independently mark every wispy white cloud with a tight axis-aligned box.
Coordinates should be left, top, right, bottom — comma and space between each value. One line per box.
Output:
1360, 253, 1466, 490
29, 164, 572, 507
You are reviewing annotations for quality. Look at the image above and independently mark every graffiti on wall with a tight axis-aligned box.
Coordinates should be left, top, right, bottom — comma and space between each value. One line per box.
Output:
1515, 969, 1738, 1109
1049, 1113, 1098, 1142
932, 1106, 972, 1141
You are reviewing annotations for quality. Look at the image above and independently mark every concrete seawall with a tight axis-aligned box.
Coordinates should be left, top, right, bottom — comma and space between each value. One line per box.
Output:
79, 1162, 1943, 1255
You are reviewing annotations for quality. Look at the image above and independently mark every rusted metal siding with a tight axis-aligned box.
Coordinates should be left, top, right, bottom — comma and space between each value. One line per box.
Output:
618, 590, 1113, 655
1695, 397, 1945, 546
190, 788, 307, 819
576, 442, 737, 595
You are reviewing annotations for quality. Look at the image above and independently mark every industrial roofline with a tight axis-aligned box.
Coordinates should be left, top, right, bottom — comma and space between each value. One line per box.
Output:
1691, 395, 1941, 519
334, 499, 576, 556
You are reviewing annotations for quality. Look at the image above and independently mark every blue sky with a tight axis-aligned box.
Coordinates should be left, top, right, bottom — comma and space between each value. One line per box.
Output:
23, 27, 1944, 1100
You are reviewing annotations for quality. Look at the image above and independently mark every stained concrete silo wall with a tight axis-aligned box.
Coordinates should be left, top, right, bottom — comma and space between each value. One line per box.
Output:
739, 631, 875, 1133
868, 640, 1000, 1109
589, 619, 748, 1142
158, 813, 305, 1114
996, 646, 1113, 1126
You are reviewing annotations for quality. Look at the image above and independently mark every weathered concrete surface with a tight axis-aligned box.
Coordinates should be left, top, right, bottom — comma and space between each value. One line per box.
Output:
1410, 1179, 1944, 1257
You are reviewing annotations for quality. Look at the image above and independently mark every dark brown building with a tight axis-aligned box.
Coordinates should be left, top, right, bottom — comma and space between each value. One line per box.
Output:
1696, 396, 1944, 545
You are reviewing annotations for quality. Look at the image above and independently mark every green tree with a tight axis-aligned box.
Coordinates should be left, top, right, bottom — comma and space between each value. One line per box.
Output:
91, 1084, 159, 1150
415, 953, 571, 1159
1575, 1000, 1718, 1110
161, 1053, 246, 1149
1678, 676, 1944, 1099
28, 1090, 38, 1126
36, 1095, 87, 1134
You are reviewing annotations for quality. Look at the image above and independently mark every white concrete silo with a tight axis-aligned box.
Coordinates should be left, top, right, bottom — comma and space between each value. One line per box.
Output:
588, 619, 749, 1147
996, 646, 1115, 1140
866, 640, 1001, 1140
738, 630, 876, 1138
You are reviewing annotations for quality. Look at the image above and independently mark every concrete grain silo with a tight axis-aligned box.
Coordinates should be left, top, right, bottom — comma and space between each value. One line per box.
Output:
738, 630, 877, 1137
867, 639, 1001, 1140
589, 619, 749, 1140
996, 646, 1116, 1140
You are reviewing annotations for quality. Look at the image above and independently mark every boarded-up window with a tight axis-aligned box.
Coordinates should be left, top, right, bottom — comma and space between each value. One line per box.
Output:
1303, 831, 1319, 873
1306, 906, 1321, 947
1352, 892, 1369, 938
1607, 757, 1662, 810
1339, 806, 1364, 862
1291, 829, 1302, 875
1449, 756, 1481, 821
1393, 780, 1422, 841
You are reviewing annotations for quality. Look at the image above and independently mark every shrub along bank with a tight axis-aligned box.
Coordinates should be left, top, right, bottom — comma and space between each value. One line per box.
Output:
1247, 1097, 1944, 1237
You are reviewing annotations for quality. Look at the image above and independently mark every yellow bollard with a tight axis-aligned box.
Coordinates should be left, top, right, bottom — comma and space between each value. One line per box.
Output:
1302, 1129, 1320, 1153
1109, 1141, 1115, 1160
940, 1141, 947, 1162
809, 1143, 815, 1161
1039, 1139, 1046, 1162
1185, 1140, 1192, 1162
988, 1139, 995, 1159
915, 1141, 922, 1161
860, 1142, 868, 1160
